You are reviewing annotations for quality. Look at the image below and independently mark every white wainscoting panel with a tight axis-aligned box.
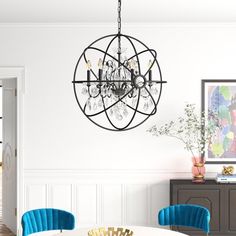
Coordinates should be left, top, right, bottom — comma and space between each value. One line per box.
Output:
126, 184, 149, 226
76, 184, 98, 226
149, 183, 170, 226
24, 169, 215, 227
102, 185, 123, 225
25, 184, 47, 210
48, 184, 73, 212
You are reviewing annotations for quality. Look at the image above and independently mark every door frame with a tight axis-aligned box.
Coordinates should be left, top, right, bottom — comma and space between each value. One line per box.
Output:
0, 67, 24, 235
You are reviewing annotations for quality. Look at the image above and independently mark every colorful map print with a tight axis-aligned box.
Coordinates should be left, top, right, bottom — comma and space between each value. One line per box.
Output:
208, 86, 236, 159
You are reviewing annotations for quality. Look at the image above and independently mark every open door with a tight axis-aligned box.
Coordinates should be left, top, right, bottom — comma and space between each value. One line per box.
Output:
2, 78, 17, 234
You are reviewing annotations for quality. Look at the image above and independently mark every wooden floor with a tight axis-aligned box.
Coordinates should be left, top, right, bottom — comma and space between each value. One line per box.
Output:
0, 208, 15, 236
0, 221, 15, 236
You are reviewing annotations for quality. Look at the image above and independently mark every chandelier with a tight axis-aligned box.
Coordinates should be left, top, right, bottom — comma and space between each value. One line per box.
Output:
72, 0, 166, 131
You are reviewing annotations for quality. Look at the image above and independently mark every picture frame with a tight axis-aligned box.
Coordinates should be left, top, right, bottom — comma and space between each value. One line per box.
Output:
202, 79, 236, 164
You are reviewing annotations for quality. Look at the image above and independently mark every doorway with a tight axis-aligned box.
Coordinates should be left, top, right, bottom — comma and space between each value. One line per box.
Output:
1, 78, 17, 235
0, 67, 24, 236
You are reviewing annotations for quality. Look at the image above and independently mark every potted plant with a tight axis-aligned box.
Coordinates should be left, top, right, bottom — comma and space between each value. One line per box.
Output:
147, 104, 220, 183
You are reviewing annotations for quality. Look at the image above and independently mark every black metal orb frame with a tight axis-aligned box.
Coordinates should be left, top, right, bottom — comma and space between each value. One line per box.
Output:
72, 33, 166, 131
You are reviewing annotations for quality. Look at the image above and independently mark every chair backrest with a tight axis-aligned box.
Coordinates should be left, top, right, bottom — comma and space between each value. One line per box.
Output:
21, 208, 75, 236
158, 204, 210, 233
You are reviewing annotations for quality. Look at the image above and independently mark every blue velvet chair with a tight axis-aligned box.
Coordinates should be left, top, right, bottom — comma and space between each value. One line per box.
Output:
21, 208, 75, 236
158, 204, 210, 235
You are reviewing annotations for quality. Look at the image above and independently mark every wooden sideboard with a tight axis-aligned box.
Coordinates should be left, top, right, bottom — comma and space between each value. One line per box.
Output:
170, 179, 236, 236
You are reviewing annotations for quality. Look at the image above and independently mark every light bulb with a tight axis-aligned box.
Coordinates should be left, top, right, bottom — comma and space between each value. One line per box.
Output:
98, 58, 103, 69
87, 60, 92, 70
129, 59, 136, 70
128, 60, 132, 69
148, 59, 152, 69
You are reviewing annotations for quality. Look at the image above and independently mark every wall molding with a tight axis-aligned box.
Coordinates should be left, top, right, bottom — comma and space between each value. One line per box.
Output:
24, 168, 217, 178
24, 168, 217, 227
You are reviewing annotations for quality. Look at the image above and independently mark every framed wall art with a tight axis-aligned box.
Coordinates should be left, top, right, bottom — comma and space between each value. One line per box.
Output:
202, 79, 236, 164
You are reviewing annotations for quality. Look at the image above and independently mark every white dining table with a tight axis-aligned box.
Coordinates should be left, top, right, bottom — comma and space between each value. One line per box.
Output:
53, 226, 188, 236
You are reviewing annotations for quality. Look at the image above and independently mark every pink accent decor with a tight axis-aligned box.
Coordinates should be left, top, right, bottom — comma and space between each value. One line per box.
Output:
192, 157, 205, 183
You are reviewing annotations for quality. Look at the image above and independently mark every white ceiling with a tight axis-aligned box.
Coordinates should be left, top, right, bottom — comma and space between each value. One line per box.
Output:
0, 0, 236, 23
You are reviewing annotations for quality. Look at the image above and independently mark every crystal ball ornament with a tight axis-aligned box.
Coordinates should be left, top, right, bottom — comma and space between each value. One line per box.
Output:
73, 34, 166, 131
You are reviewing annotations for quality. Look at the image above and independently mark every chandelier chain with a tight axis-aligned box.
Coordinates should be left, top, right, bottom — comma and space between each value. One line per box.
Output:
117, 0, 122, 74
118, 0, 121, 35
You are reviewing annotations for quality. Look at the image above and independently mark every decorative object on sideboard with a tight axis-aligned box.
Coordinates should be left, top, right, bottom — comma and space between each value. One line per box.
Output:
148, 103, 220, 183
222, 165, 234, 175
88, 228, 133, 236
202, 80, 236, 163
216, 174, 236, 183
192, 156, 206, 183
72, 0, 167, 131
216, 166, 236, 183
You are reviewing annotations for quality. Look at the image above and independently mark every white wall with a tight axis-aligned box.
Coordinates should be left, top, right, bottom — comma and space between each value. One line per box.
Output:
1, 23, 236, 228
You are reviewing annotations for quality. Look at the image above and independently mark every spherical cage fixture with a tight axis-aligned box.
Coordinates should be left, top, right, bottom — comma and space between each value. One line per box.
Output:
72, 0, 166, 131
73, 33, 166, 131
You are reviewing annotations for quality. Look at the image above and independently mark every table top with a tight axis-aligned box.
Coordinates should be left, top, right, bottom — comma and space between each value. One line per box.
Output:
54, 226, 188, 236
